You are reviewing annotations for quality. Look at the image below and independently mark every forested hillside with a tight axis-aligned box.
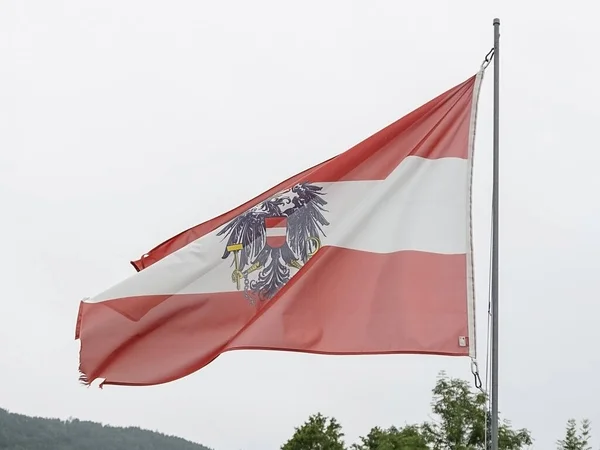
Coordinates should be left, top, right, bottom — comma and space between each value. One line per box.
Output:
0, 408, 212, 450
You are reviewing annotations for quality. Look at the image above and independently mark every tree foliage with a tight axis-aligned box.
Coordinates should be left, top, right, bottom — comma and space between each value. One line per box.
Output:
557, 419, 592, 450
422, 372, 532, 450
1, 377, 594, 450
281, 413, 345, 450
0, 408, 212, 450
351, 425, 429, 449
282, 372, 534, 450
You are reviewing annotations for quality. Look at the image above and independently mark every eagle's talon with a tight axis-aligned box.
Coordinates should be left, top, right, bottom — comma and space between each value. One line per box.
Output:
231, 270, 243, 282
231, 270, 243, 290
289, 260, 303, 270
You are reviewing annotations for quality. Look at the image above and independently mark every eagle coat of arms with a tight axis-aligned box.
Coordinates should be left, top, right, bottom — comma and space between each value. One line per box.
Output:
217, 182, 329, 304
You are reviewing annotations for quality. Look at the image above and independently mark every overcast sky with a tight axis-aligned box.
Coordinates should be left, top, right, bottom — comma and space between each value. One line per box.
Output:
1, 1, 599, 449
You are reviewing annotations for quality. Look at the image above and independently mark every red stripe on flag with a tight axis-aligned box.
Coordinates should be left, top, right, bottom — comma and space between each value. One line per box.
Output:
264, 217, 286, 229
79, 248, 468, 387
130, 76, 476, 272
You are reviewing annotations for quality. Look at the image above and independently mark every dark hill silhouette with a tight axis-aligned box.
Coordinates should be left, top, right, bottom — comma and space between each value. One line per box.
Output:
0, 407, 213, 450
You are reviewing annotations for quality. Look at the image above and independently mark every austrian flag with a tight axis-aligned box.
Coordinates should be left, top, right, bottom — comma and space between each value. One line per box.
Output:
76, 72, 484, 387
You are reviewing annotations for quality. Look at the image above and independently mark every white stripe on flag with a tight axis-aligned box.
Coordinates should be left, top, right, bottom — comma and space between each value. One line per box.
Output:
266, 228, 286, 237
89, 156, 469, 302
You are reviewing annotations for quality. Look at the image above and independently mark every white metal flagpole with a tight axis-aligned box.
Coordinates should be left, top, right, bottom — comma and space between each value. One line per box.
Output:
490, 17, 501, 450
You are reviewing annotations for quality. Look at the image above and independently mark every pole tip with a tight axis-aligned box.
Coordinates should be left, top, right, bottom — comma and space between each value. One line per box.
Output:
493, 18, 500, 25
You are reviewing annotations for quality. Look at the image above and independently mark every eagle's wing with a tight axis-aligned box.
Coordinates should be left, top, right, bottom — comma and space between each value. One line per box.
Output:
286, 183, 329, 264
217, 209, 266, 271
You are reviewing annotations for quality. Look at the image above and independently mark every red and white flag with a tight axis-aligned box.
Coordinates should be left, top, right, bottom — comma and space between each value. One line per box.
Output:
76, 72, 483, 387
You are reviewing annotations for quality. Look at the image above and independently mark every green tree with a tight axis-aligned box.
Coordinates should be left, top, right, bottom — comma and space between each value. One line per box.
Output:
421, 372, 532, 450
0, 408, 212, 450
281, 413, 346, 450
281, 373, 533, 450
352, 425, 428, 449
557, 419, 591, 450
